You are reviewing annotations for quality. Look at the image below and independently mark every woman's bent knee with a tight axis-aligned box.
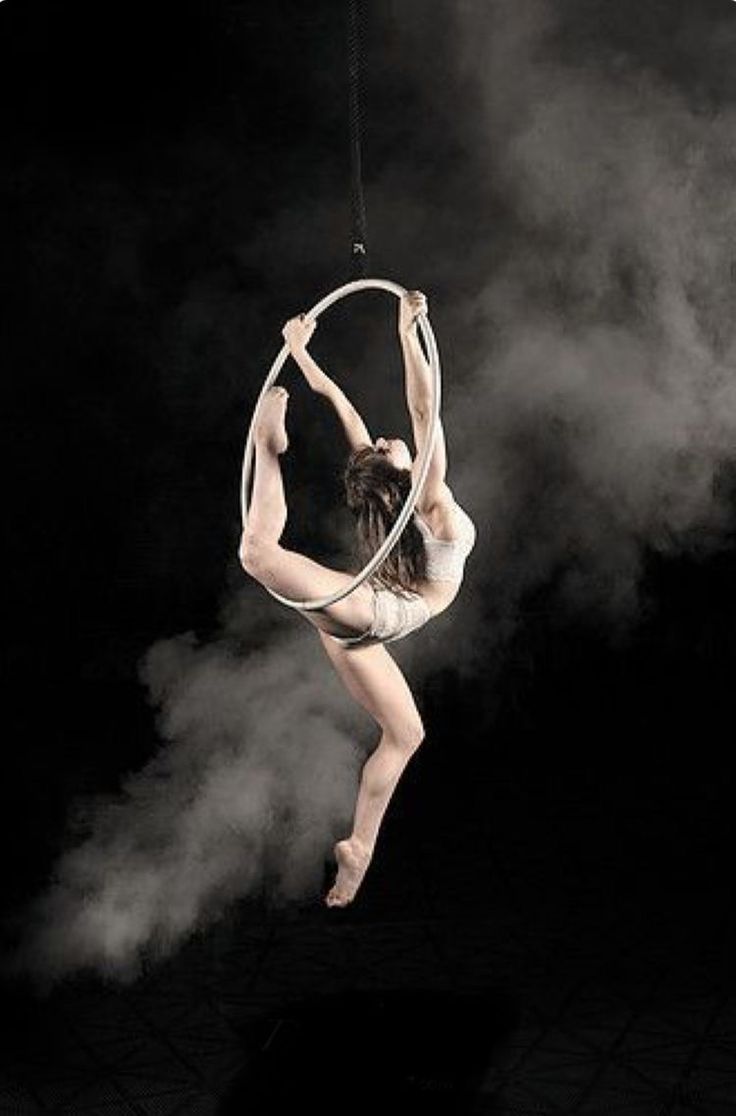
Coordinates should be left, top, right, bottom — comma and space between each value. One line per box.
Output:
390, 719, 425, 753
408, 720, 426, 751
239, 532, 276, 579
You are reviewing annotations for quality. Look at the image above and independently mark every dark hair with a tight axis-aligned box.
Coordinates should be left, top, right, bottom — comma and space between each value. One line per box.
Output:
343, 445, 427, 594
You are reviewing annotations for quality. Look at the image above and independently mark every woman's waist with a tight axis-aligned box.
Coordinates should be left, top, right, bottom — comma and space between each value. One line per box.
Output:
369, 576, 461, 616
413, 579, 461, 616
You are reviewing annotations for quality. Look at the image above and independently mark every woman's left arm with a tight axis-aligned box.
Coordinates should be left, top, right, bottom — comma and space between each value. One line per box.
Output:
283, 316, 373, 451
399, 292, 451, 510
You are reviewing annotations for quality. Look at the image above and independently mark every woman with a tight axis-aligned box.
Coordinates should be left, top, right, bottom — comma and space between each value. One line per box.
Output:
239, 290, 476, 907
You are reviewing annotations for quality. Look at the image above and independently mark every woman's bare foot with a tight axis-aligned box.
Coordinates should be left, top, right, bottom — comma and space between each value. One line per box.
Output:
256, 386, 289, 454
325, 837, 373, 908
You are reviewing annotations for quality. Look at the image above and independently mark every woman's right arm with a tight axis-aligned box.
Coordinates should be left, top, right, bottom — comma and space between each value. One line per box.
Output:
398, 293, 452, 512
283, 316, 373, 451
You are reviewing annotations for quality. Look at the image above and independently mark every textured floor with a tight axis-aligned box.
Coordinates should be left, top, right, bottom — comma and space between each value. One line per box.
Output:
1, 783, 734, 1116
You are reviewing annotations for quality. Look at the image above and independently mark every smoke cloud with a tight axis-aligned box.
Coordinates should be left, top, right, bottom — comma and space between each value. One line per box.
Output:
7, 592, 368, 984
380, 0, 736, 647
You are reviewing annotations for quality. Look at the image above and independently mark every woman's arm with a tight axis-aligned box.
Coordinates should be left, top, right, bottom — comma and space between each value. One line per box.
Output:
398, 292, 451, 511
283, 316, 373, 451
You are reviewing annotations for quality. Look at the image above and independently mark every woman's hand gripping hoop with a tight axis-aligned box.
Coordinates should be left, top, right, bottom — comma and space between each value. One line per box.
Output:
239, 278, 442, 612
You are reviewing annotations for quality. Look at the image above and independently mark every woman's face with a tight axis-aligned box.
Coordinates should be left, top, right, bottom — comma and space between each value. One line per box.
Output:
374, 436, 412, 471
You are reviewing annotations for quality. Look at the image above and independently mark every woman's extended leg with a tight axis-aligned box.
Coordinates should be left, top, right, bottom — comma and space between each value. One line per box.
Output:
318, 630, 425, 907
240, 387, 375, 637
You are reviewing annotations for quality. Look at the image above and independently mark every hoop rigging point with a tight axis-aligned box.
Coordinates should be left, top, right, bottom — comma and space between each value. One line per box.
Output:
240, 278, 442, 612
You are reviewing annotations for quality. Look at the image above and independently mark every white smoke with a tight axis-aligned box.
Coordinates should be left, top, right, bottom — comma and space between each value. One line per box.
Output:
7, 594, 366, 984
392, 0, 736, 642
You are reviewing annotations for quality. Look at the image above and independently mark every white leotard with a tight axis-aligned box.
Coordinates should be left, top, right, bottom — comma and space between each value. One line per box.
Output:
413, 502, 476, 583
328, 500, 476, 648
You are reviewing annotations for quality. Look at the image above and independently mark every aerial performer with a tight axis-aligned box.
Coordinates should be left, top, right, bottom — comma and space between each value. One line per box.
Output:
238, 289, 476, 906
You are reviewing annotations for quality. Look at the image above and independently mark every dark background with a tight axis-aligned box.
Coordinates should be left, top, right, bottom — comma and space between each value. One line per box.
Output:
2, 0, 735, 955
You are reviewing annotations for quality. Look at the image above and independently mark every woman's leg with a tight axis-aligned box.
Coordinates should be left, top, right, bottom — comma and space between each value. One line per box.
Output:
240, 388, 375, 637
318, 630, 426, 907
246, 388, 289, 544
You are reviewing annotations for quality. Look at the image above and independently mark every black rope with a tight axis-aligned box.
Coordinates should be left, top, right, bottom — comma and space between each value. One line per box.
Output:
347, 0, 369, 277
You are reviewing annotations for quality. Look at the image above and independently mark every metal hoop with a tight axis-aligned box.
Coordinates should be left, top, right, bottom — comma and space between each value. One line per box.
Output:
240, 278, 441, 611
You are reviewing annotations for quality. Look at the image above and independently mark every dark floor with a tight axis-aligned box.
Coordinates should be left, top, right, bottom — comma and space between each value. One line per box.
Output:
1, 772, 734, 1116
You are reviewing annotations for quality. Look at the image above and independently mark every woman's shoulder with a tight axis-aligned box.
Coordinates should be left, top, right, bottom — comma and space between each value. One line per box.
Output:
414, 484, 462, 541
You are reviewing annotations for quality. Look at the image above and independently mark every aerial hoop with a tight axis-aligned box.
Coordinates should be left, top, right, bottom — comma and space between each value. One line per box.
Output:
240, 278, 442, 612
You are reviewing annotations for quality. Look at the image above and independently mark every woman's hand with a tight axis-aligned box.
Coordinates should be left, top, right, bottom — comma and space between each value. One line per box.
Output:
398, 290, 428, 337
282, 313, 317, 353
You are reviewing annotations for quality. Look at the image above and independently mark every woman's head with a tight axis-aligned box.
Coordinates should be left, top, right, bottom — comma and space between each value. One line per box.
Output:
373, 436, 413, 471
343, 442, 427, 592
